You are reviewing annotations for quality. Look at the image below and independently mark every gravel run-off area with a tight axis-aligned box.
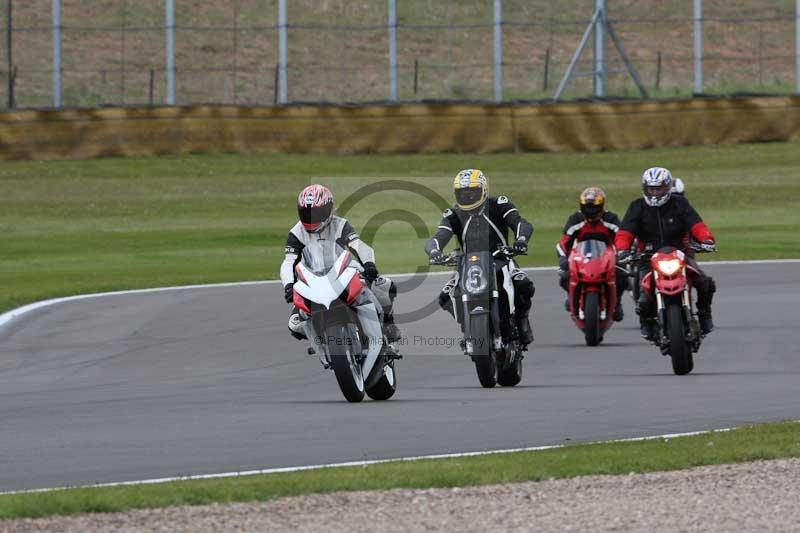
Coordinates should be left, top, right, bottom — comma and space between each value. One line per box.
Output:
3, 459, 800, 532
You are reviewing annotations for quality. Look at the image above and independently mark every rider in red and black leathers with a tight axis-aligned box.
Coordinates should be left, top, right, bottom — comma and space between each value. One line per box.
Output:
556, 187, 626, 321
615, 168, 717, 338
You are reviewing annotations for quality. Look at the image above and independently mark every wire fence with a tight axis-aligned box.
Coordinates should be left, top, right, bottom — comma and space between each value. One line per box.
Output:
2, 0, 799, 109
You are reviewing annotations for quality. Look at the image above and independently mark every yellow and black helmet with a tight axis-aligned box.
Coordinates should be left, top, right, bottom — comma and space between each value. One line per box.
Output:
579, 187, 606, 221
453, 169, 488, 210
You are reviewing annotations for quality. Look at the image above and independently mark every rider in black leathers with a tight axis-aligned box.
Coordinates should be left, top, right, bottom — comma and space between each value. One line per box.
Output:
615, 167, 717, 339
424, 169, 535, 346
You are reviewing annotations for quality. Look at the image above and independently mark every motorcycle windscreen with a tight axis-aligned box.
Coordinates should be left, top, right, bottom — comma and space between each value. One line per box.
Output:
578, 239, 608, 259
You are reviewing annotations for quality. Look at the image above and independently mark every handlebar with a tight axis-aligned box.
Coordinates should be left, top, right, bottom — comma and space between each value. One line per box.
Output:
429, 244, 527, 267
493, 245, 528, 259
429, 250, 462, 267
690, 241, 718, 253
618, 242, 717, 266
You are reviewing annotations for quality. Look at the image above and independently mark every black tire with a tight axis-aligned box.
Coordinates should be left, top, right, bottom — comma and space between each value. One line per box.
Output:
469, 314, 496, 388
327, 324, 365, 402
366, 362, 397, 400
497, 346, 522, 387
584, 291, 602, 347
666, 304, 694, 375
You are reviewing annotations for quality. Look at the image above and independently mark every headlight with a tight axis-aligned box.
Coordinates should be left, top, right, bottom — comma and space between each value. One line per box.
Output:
657, 259, 682, 276
466, 265, 488, 294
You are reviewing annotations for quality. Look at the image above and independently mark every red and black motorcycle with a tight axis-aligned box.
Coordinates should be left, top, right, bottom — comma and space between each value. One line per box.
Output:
567, 239, 619, 346
626, 243, 716, 375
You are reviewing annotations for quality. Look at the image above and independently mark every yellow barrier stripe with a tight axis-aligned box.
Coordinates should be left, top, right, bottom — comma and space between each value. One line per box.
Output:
0, 97, 797, 160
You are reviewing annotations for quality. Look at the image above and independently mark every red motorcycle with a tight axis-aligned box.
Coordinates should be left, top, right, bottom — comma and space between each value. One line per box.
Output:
634, 243, 715, 375
567, 240, 619, 346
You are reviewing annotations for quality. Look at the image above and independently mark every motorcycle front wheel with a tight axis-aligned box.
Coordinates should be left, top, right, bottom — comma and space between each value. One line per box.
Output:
666, 303, 694, 375
326, 324, 366, 402
583, 291, 602, 346
469, 313, 497, 388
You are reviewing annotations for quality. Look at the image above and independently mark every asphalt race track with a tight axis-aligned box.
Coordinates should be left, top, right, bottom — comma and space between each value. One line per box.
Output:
1, 262, 798, 492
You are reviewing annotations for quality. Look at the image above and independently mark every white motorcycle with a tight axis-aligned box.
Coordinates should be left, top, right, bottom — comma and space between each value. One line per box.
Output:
291, 249, 399, 402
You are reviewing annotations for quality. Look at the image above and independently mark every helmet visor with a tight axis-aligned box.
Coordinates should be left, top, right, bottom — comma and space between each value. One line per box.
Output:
581, 203, 603, 220
455, 187, 483, 207
645, 184, 670, 199
298, 202, 333, 226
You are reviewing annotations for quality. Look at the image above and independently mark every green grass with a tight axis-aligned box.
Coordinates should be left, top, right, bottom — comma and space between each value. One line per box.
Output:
0, 420, 798, 519
1, 140, 799, 314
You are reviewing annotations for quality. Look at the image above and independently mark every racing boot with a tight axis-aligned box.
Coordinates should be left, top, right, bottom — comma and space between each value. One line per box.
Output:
639, 316, 657, 341
382, 311, 402, 343
614, 301, 624, 322
698, 308, 714, 334
515, 314, 534, 346
696, 278, 716, 335
288, 312, 307, 341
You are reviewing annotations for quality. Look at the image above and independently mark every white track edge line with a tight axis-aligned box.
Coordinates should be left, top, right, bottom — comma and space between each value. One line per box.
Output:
1, 425, 746, 495
1, 259, 798, 330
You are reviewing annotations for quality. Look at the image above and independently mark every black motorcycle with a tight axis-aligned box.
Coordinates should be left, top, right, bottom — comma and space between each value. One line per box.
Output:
432, 246, 527, 388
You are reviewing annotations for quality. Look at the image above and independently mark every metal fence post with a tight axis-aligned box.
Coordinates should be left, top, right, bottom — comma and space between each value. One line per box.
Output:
493, 0, 503, 102
694, 0, 703, 94
594, 0, 606, 97
52, 0, 61, 107
796, 0, 800, 93
278, 0, 287, 104
165, 0, 175, 105
6, 0, 12, 108
388, 0, 397, 101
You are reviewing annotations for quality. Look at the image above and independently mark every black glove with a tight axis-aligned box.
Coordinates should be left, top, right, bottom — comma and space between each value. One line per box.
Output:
429, 250, 445, 264
284, 283, 294, 303
616, 249, 632, 265
363, 262, 379, 283
558, 255, 569, 272
513, 238, 528, 254
699, 240, 717, 252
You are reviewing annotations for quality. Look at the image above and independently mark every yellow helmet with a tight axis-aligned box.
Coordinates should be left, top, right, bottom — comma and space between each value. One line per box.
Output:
579, 186, 606, 221
453, 169, 488, 210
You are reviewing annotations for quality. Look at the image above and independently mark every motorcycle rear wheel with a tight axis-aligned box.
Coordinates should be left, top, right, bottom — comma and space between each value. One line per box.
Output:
666, 304, 694, 375
327, 324, 366, 402
583, 291, 602, 346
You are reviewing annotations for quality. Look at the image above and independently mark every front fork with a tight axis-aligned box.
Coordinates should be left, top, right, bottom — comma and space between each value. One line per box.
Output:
653, 271, 699, 350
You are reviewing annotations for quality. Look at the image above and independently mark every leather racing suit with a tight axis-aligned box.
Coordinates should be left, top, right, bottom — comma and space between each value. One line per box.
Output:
614, 194, 716, 333
556, 211, 627, 308
280, 216, 398, 357
424, 196, 535, 345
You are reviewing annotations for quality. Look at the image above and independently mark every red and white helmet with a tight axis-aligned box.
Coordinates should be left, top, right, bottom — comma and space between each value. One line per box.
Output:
297, 184, 334, 232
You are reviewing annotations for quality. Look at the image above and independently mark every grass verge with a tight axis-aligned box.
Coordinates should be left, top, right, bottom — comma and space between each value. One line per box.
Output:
1, 420, 798, 519
1, 141, 799, 314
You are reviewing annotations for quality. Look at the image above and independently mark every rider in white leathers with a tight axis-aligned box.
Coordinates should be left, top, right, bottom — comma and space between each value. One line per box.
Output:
280, 185, 400, 355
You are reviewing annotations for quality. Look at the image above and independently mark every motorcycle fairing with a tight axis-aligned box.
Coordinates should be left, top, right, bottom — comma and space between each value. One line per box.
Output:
293, 251, 361, 310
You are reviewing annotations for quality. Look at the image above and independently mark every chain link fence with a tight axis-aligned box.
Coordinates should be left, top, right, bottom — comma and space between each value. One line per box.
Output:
2, 0, 798, 109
